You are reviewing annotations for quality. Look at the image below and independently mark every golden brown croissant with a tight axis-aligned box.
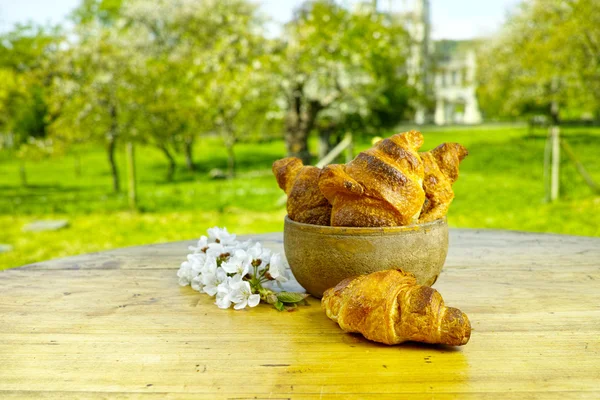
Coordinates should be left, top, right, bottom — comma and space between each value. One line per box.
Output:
318, 131, 425, 227
272, 157, 332, 226
418, 143, 468, 223
322, 269, 471, 346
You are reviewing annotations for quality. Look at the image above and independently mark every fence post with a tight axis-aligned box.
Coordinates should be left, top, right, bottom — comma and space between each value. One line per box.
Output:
126, 141, 137, 211
550, 126, 560, 202
345, 131, 354, 163
543, 130, 552, 202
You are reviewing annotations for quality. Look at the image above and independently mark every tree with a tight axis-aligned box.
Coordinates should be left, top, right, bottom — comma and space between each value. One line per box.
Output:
47, 22, 140, 193
476, 0, 600, 201
0, 24, 62, 185
276, 1, 411, 164
477, 0, 595, 122
116, 0, 276, 179
195, 2, 280, 177
550, 0, 600, 119
71, 0, 123, 25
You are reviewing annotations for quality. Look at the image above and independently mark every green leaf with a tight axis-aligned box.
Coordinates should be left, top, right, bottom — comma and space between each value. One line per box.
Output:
276, 292, 309, 304
274, 300, 285, 311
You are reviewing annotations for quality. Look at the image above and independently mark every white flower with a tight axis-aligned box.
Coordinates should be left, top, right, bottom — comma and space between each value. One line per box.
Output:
176, 260, 195, 286
221, 249, 250, 276
205, 242, 226, 258
201, 255, 218, 275
179, 226, 306, 311
207, 227, 237, 246
246, 242, 271, 269
246, 242, 262, 260
214, 274, 243, 309
191, 275, 203, 292
230, 280, 260, 310
219, 274, 243, 295
268, 253, 288, 283
188, 253, 207, 274
215, 291, 232, 309
202, 268, 228, 296
236, 239, 254, 250
188, 235, 209, 253
259, 247, 272, 267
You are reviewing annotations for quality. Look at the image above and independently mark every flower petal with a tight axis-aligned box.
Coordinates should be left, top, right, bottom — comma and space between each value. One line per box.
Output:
203, 285, 218, 296
233, 300, 247, 310
248, 294, 260, 308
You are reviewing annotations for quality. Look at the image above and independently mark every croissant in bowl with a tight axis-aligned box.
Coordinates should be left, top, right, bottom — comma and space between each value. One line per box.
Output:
272, 130, 468, 227
419, 143, 469, 223
318, 131, 426, 227
272, 157, 331, 226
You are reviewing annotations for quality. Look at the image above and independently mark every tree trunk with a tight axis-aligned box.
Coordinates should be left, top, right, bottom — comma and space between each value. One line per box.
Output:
106, 135, 119, 193
126, 142, 137, 211
19, 160, 27, 187
550, 125, 560, 202
107, 104, 120, 193
159, 145, 176, 182
549, 98, 561, 202
318, 130, 332, 160
284, 84, 323, 165
184, 136, 195, 172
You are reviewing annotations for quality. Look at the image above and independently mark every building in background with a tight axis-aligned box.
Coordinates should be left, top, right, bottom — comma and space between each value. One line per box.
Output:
396, 0, 482, 125
432, 41, 482, 125
404, 0, 432, 124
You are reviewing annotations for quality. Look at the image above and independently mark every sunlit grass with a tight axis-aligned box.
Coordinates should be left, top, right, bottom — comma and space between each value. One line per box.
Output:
1, 124, 599, 270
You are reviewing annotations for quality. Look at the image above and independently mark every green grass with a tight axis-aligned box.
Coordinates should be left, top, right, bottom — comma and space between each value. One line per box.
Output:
1, 124, 599, 270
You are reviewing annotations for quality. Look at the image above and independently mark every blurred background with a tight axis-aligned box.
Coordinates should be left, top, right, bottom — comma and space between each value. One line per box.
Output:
1, 0, 599, 269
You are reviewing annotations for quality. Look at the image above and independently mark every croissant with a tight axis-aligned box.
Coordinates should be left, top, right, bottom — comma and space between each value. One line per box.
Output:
322, 269, 471, 346
419, 143, 469, 223
318, 131, 425, 227
272, 157, 332, 226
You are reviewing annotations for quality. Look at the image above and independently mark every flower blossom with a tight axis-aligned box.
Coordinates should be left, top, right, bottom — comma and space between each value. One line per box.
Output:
177, 226, 305, 311
188, 235, 209, 253
230, 281, 260, 310
267, 253, 288, 283
207, 227, 237, 246
202, 268, 228, 296
221, 249, 250, 276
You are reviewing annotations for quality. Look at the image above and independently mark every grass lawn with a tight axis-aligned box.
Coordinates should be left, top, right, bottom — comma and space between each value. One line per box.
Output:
1, 124, 599, 270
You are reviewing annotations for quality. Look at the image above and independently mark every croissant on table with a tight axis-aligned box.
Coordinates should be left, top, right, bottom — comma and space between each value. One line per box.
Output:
322, 269, 471, 346
272, 157, 332, 226
419, 143, 469, 223
318, 131, 426, 227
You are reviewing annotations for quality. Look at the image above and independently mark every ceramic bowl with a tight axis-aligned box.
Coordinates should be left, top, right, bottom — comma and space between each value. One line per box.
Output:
283, 216, 449, 298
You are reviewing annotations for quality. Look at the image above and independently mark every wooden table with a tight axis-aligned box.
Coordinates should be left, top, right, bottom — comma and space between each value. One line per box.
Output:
1, 229, 599, 399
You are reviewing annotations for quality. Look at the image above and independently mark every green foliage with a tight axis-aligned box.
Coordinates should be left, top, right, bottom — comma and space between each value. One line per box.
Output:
281, 1, 412, 133
3, 0, 415, 178
477, 0, 599, 120
0, 24, 61, 148
276, 292, 310, 303
71, 0, 124, 25
48, 0, 281, 179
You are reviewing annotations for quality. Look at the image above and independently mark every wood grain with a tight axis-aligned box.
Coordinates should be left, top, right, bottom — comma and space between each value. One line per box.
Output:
1, 229, 599, 399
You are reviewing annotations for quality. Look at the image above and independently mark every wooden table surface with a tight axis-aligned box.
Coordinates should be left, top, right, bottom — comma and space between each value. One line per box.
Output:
1, 229, 599, 399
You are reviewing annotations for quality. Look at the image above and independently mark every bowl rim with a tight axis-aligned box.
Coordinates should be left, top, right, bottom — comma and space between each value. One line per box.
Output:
284, 215, 447, 235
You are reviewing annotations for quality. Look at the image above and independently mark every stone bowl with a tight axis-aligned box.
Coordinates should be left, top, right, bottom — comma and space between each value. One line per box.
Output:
283, 215, 449, 298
